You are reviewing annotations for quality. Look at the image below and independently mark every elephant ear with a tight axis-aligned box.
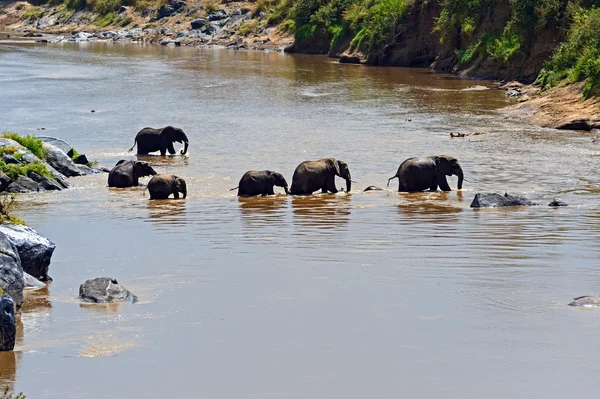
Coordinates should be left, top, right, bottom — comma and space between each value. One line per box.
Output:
435, 156, 451, 175
115, 159, 127, 166
332, 159, 342, 176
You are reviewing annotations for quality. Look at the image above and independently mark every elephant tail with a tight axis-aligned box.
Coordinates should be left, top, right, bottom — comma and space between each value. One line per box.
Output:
387, 175, 398, 187
127, 138, 137, 152
229, 186, 239, 191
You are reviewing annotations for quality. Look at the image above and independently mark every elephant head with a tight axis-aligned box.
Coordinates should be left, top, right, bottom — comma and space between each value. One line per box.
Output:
434, 156, 463, 190
163, 126, 189, 155
175, 177, 187, 198
268, 171, 289, 194
133, 161, 157, 179
328, 158, 351, 192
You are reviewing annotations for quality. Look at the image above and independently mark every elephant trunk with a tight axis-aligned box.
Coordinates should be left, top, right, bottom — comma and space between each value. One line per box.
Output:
345, 178, 351, 193
283, 185, 289, 195
456, 168, 464, 190
180, 132, 189, 155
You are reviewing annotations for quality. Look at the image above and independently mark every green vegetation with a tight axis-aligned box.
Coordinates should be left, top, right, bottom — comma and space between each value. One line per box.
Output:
0, 160, 54, 182
205, 1, 218, 14
536, 6, 600, 98
120, 16, 133, 26
1, 133, 47, 161
20, 6, 45, 21
239, 20, 259, 36
0, 195, 26, 226
0, 147, 19, 156
95, 11, 117, 27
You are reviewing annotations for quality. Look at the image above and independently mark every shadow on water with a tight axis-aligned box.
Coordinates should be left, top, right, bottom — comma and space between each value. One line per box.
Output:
79, 302, 124, 312
291, 194, 352, 233
396, 191, 465, 224
237, 195, 288, 229
136, 155, 190, 167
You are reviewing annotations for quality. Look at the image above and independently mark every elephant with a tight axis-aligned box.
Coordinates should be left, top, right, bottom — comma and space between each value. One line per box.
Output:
107, 160, 157, 188
232, 170, 289, 197
147, 174, 187, 199
387, 155, 464, 192
128, 126, 189, 156
289, 158, 351, 195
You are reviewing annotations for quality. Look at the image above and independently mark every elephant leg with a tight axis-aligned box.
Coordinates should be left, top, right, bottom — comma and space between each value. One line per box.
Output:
436, 172, 452, 191
160, 148, 167, 156
326, 177, 338, 194
266, 186, 275, 195
167, 143, 176, 155
173, 191, 179, 199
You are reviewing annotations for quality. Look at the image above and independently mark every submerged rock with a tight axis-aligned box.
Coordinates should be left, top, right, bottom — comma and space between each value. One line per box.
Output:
0, 232, 24, 309
470, 192, 538, 208
569, 295, 600, 307
0, 173, 10, 192
0, 224, 55, 282
364, 186, 384, 192
79, 277, 138, 303
548, 198, 568, 207
0, 296, 16, 351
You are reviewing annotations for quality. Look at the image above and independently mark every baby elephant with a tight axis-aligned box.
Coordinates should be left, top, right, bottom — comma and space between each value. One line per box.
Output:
388, 155, 464, 192
108, 160, 157, 188
147, 174, 187, 199
232, 170, 289, 197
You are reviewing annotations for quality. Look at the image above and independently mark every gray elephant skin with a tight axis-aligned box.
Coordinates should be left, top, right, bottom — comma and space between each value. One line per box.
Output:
289, 158, 351, 195
147, 174, 187, 199
128, 126, 189, 156
79, 277, 138, 303
233, 170, 289, 197
388, 155, 464, 192
108, 160, 157, 188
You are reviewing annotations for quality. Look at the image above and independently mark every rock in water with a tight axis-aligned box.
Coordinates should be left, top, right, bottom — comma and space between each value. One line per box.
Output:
364, 186, 383, 192
43, 143, 82, 177
23, 272, 46, 290
0, 224, 55, 282
548, 198, 568, 207
0, 232, 24, 309
569, 295, 600, 307
0, 296, 16, 351
470, 192, 538, 208
79, 277, 138, 303
6, 176, 42, 193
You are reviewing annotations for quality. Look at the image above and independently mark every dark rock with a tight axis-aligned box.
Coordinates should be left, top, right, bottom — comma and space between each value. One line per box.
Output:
0, 296, 16, 351
569, 295, 600, 307
0, 173, 10, 192
73, 154, 89, 165
339, 55, 361, 64
118, 5, 127, 14
470, 192, 538, 208
240, 7, 251, 14
1, 155, 19, 165
0, 232, 24, 310
79, 277, 138, 303
0, 224, 55, 282
43, 143, 82, 177
364, 186, 384, 192
156, 6, 175, 19
548, 198, 568, 207
23, 272, 46, 290
208, 10, 228, 21
26, 172, 62, 191
23, 32, 43, 38
7, 176, 42, 193
170, 0, 186, 10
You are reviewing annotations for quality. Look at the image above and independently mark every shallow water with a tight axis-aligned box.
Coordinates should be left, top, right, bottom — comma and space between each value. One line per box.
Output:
1, 41, 600, 398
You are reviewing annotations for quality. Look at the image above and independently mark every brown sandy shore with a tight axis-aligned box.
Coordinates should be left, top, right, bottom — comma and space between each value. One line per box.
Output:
1, 0, 598, 133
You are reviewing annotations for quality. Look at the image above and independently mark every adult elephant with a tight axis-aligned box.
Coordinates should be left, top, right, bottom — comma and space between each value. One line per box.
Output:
108, 160, 157, 188
387, 155, 464, 192
128, 126, 189, 156
147, 174, 187, 199
289, 158, 351, 195
232, 170, 289, 197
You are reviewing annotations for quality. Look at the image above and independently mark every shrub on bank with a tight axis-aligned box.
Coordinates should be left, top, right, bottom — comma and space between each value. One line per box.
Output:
1, 133, 47, 161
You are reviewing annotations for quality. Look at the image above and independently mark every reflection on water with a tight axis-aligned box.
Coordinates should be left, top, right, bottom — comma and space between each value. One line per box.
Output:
2, 42, 600, 398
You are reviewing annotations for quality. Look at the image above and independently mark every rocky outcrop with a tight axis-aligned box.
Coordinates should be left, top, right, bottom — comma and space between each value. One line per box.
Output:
0, 296, 16, 351
470, 192, 538, 208
23, 272, 46, 290
0, 232, 24, 309
0, 224, 55, 282
6, 176, 43, 194
548, 199, 568, 207
79, 277, 138, 304
43, 143, 82, 177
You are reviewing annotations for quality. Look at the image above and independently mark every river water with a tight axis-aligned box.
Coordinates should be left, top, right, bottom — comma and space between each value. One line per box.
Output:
1, 41, 600, 398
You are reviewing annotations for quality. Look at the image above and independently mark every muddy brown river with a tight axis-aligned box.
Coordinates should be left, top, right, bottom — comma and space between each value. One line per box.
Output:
1, 41, 600, 398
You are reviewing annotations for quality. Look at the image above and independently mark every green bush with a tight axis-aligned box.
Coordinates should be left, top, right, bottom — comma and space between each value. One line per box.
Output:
346, 0, 407, 50
1, 133, 47, 161
0, 161, 54, 182
119, 16, 133, 26
239, 20, 259, 36
536, 6, 600, 98
0, 146, 19, 156
95, 11, 117, 26
20, 6, 45, 20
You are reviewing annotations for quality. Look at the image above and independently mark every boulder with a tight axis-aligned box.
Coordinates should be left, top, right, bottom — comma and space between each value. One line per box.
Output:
170, 0, 186, 10
23, 272, 46, 290
0, 224, 55, 282
364, 186, 383, 192
548, 199, 568, 207
0, 232, 24, 310
7, 176, 42, 193
0, 173, 10, 192
73, 154, 89, 165
26, 172, 62, 191
1, 155, 18, 165
0, 296, 16, 351
569, 295, 600, 307
43, 143, 82, 177
339, 55, 361, 64
208, 10, 228, 21
470, 192, 538, 208
118, 5, 127, 14
79, 277, 138, 303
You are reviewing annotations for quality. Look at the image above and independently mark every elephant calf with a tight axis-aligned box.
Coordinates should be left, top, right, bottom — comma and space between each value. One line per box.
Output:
128, 126, 189, 156
289, 158, 351, 195
108, 160, 157, 188
387, 155, 464, 192
147, 174, 187, 199
232, 170, 289, 197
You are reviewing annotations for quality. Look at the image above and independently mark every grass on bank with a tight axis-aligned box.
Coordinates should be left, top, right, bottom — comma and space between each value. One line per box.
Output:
1, 133, 47, 161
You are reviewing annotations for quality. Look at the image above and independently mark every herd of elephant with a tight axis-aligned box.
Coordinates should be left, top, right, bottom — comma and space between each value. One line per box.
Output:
106, 126, 465, 198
